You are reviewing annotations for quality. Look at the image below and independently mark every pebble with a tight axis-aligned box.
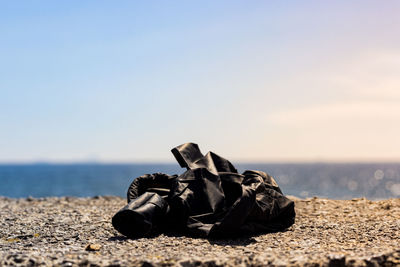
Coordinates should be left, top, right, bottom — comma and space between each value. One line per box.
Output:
86, 243, 101, 251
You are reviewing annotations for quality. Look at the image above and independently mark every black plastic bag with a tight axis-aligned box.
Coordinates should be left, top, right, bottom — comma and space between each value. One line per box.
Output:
112, 143, 295, 238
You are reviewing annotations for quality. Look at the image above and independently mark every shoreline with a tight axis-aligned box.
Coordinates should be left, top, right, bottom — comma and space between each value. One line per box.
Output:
1, 196, 399, 266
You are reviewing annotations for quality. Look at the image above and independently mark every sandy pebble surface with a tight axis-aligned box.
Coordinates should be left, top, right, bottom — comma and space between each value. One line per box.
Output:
1, 196, 399, 267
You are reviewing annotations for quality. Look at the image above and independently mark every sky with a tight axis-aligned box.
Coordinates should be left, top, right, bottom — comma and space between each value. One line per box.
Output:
1, 1, 400, 163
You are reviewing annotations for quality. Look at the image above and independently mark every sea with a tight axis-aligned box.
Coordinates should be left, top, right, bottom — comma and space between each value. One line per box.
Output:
1, 163, 400, 199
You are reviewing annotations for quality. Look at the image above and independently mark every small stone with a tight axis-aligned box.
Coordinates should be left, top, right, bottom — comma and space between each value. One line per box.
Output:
61, 260, 73, 267
85, 243, 101, 251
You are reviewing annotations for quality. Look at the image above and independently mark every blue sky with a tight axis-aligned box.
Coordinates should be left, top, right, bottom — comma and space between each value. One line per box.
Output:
1, 1, 400, 162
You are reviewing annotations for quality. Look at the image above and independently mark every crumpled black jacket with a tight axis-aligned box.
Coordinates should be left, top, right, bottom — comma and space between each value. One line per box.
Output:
112, 143, 295, 238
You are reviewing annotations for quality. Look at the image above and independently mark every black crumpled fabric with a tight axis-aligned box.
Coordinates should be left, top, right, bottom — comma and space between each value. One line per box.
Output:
112, 143, 295, 238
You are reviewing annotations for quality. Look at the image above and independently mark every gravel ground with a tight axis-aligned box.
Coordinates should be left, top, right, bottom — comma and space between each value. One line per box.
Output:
1, 196, 399, 267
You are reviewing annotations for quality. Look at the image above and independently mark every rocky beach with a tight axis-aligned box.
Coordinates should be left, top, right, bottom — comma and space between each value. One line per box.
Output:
1, 196, 399, 266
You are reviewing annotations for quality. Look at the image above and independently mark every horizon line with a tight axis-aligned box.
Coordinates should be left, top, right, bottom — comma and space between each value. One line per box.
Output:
1, 158, 400, 165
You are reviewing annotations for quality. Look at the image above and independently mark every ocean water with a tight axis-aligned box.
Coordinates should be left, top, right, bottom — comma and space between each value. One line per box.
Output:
0, 163, 400, 199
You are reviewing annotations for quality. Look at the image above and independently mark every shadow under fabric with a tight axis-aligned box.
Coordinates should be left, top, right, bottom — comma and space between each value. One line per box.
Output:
112, 143, 295, 238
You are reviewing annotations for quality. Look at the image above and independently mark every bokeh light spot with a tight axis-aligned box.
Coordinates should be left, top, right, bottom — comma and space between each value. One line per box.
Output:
300, 191, 309, 198
390, 184, 400, 196
374, 169, 384, 180
347, 180, 358, 191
